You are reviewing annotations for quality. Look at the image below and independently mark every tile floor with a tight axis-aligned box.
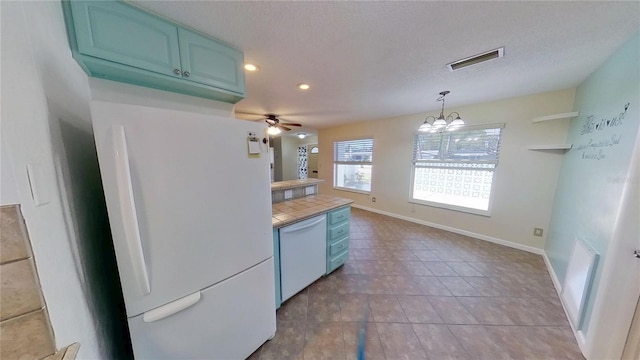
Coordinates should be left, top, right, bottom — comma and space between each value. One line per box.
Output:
248, 208, 584, 360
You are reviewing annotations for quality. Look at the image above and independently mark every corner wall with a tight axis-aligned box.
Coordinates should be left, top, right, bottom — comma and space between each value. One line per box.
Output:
545, 31, 640, 355
318, 89, 575, 250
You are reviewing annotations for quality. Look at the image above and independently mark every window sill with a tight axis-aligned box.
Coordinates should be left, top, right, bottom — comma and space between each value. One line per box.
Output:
334, 187, 371, 195
409, 199, 491, 217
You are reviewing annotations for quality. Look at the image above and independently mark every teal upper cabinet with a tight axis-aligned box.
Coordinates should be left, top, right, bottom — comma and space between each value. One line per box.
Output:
63, 1, 245, 103
69, 1, 182, 78
178, 28, 245, 95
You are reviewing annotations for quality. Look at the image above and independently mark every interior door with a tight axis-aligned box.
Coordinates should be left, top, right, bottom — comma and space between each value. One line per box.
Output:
177, 28, 245, 95
90, 101, 272, 317
308, 144, 319, 178
70, 1, 181, 78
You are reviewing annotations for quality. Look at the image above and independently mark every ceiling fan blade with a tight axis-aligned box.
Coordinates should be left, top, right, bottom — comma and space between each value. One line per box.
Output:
281, 123, 302, 127
278, 125, 292, 131
265, 118, 277, 125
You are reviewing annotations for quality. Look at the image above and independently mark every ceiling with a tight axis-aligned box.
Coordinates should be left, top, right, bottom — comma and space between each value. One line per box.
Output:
133, 1, 639, 132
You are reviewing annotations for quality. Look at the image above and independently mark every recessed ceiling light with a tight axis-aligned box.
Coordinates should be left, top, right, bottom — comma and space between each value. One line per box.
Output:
297, 83, 310, 90
244, 64, 260, 72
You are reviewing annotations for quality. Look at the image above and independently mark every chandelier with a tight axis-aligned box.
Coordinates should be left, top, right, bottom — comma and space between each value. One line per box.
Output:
418, 90, 465, 132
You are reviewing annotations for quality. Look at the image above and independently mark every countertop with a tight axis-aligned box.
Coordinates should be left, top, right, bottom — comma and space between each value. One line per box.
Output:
271, 178, 324, 191
272, 194, 353, 228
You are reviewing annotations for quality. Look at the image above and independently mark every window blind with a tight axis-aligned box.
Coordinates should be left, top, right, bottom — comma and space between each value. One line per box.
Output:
413, 125, 504, 166
334, 138, 374, 163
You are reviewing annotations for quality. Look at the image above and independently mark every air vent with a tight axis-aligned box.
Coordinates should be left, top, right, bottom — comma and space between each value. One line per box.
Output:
447, 47, 504, 71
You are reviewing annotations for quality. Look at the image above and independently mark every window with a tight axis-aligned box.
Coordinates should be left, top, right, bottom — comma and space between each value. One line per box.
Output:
411, 125, 504, 214
334, 138, 373, 193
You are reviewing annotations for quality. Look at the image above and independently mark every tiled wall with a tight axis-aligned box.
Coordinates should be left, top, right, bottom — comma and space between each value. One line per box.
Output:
1, 205, 56, 359
272, 184, 318, 203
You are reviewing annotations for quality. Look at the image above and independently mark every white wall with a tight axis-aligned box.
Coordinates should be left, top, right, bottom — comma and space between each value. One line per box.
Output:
319, 89, 576, 250
1, 1, 103, 357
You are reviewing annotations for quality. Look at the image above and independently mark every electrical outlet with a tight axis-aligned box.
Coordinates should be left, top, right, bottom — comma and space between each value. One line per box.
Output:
533, 227, 544, 237
371, 197, 377, 203
284, 190, 293, 199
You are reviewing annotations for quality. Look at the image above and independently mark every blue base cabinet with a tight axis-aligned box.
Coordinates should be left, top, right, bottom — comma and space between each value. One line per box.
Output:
326, 206, 351, 274
62, 0, 245, 103
273, 229, 281, 309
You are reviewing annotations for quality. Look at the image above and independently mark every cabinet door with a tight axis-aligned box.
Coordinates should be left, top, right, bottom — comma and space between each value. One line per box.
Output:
178, 28, 245, 95
70, 1, 181, 78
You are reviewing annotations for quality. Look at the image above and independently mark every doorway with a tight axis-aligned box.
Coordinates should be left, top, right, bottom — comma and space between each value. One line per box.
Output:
308, 144, 319, 178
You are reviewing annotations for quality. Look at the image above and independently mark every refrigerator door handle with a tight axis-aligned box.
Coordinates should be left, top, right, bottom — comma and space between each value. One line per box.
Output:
113, 125, 151, 295
142, 291, 202, 323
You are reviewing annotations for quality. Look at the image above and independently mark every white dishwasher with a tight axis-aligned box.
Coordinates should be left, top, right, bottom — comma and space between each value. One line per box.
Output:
279, 214, 327, 301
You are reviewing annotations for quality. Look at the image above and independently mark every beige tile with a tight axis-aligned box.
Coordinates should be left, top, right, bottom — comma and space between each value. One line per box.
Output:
0, 205, 31, 264
423, 261, 458, 276
0, 259, 44, 321
303, 321, 345, 360
0, 309, 55, 360
448, 325, 513, 360
402, 261, 434, 276
412, 249, 442, 261
368, 295, 408, 323
375, 323, 427, 359
62, 343, 80, 360
428, 296, 478, 324
278, 290, 308, 322
343, 321, 385, 360
307, 293, 341, 322
457, 297, 515, 325
384, 275, 424, 295
261, 321, 305, 360
397, 295, 443, 324
414, 276, 452, 296
438, 277, 481, 296
484, 326, 583, 360
339, 295, 369, 322
445, 262, 484, 277
412, 324, 469, 359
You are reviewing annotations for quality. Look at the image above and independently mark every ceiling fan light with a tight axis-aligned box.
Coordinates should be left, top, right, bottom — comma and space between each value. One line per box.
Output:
268, 126, 281, 135
297, 133, 306, 139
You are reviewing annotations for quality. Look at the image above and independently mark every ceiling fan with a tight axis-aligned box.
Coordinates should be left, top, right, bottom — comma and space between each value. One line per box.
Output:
264, 114, 302, 132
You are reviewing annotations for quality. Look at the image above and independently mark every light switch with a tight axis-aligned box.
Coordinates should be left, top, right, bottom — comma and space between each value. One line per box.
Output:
305, 186, 315, 195
26, 162, 51, 206
284, 190, 293, 199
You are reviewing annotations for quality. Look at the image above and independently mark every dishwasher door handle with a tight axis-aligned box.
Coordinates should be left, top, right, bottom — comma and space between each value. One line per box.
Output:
281, 216, 326, 233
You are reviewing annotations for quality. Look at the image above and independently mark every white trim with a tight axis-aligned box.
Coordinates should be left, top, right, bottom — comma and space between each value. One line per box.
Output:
531, 111, 580, 123
350, 204, 543, 255
408, 199, 491, 217
333, 187, 371, 195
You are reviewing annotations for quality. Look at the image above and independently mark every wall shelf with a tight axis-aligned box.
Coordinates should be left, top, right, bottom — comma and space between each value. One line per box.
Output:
528, 144, 573, 151
532, 111, 579, 123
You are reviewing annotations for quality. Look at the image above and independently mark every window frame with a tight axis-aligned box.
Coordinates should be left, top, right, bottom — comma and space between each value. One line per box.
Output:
409, 124, 505, 216
333, 137, 374, 194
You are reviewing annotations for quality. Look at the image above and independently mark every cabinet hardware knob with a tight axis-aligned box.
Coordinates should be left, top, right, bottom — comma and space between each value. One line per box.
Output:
634, 250, 640, 259
173, 69, 181, 75
183, 71, 190, 77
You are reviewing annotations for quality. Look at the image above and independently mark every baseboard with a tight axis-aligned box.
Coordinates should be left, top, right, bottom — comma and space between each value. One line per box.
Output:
351, 204, 544, 255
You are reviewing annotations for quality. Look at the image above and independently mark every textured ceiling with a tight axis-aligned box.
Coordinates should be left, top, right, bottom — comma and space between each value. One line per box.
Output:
133, 1, 639, 133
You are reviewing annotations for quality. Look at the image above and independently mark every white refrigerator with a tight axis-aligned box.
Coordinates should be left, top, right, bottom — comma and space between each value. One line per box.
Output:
90, 100, 276, 359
